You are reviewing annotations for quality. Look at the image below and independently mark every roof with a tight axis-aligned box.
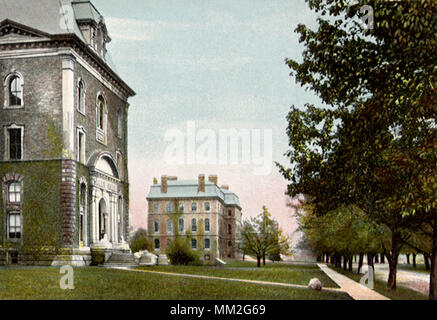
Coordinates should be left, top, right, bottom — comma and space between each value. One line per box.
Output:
0, 0, 132, 96
147, 180, 242, 209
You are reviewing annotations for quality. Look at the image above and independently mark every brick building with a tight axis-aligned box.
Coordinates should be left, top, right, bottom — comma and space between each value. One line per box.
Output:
147, 175, 243, 261
0, 0, 135, 265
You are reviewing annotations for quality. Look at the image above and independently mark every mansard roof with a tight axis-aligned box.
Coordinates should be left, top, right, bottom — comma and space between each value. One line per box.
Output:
0, 0, 135, 98
147, 180, 242, 209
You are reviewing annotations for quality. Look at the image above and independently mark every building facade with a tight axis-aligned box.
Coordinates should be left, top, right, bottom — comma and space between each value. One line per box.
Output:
147, 175, 243, 261
0, 0, 135, 265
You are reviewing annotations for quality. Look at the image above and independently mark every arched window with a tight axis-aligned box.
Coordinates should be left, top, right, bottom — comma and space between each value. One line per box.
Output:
77, 80, 86, 113
79, 182, 87, 245
96, 94, 107, 144
8, 182, 21, 203
191, 219, 197, 232
205, 218, 210, 232
97, 95, 106, 130
4, 73, 24, 108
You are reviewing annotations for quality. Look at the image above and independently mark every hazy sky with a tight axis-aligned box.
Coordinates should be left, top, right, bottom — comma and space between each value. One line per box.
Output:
92, 0, 321, 235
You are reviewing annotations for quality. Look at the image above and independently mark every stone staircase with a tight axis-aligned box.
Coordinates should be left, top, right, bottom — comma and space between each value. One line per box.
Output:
104, 250, 136, 266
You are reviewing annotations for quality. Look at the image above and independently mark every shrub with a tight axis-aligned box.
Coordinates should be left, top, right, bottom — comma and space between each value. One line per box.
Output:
130, 228, 153, 253
167, 238, 202, 265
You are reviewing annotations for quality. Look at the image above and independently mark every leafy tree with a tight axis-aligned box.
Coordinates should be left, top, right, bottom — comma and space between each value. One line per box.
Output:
278, 0, 436, 296
241, 207, 290, 267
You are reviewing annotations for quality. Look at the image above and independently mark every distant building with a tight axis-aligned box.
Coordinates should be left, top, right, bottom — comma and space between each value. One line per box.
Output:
0, 0, 135, 265
147, 175, 242, 261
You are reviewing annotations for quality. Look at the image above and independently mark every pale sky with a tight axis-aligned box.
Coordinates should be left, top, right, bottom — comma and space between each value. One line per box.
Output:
91, 0, 321, 235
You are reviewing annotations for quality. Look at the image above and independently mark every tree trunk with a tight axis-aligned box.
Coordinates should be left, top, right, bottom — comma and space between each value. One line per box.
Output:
243, 253, 245, 261
325, 254, 329, 263
429, 209, 437, 300
348, 255, 353, 272
262, 254, 266, 266
406, 253, 410, 265
367, 253, 374, 272
413, 253, 417, 268
380, 253, 385, 264
343, 255, 347, 270
424, 253, 430, 271
256, 256, 261, 268
358, 253, 364, 274
375, 255, 379, 264
386, 233, 401, 290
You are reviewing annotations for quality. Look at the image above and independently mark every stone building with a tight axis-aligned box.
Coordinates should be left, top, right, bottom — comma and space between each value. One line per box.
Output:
147, 175, 243, 261
0, 0, 135, 265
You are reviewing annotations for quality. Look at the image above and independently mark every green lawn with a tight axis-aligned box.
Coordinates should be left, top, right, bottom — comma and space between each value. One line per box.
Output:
332, 266, 428, 300
398, 264, 430, 275
136, 262, 340, 288
0, 266, 351, 300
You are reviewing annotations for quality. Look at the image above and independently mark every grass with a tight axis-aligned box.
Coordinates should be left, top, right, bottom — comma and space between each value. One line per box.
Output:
0, 266, 351, 300
397, 264, 430, 275
331, 266, 428, 300
135, 261, 340, 288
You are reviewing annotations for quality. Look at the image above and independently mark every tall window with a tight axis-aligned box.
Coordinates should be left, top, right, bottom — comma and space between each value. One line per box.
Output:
96, 94, 107, 144
167, 220, 173, 234
154, 203, 159, 214
7, 126, 23, 160
178, 203, 184, 213
8, 212, 21, 239
5, 74, 23, 107
79, 183, 87, 245
166, 202, 173, 213
97, 95, 105, 130
204, 238, 210, 250
191, 238, 197, 249
228, 224, 232, 235
192, 202, 197, 212
154, 221, 160, 233
205, 218, 210, 232
77, 80, 85, 113
191, 219, 197, 232
77, 128, 86, 163
205, 202, 210, 212
178, 218, 184, 232
8, 182, 21, 203
154, 239, 160, 250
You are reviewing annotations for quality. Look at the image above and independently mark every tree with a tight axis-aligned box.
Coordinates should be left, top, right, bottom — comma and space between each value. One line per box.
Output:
130, 228, 153, 253
241, 207, 290, 267
278, 0, 436, 296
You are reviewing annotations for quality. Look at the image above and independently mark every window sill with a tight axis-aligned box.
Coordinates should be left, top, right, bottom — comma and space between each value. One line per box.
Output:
4, 105, 24, 110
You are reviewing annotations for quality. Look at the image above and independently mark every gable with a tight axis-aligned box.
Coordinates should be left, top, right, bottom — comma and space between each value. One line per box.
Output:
0, 21, 50, 44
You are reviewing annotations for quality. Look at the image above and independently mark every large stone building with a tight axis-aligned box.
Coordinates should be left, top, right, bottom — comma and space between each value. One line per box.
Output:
147, 175, 242, 261
0, 0, 135, 265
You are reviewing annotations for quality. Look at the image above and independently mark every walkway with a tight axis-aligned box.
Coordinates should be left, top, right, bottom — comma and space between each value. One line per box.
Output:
317, 263, 390, 300
110, 266, 345, 294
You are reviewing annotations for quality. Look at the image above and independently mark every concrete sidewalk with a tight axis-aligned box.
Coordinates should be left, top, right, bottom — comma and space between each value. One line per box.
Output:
317, 263, 390, 300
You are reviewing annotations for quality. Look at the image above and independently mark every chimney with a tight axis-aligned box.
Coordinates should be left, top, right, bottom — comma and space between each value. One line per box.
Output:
161, 175, 168, 193
221, 185, 229, 190
198, 174, 205, 192
167, 176, 178, 181
153, 178, 158, 185
208, 175, 218, 185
